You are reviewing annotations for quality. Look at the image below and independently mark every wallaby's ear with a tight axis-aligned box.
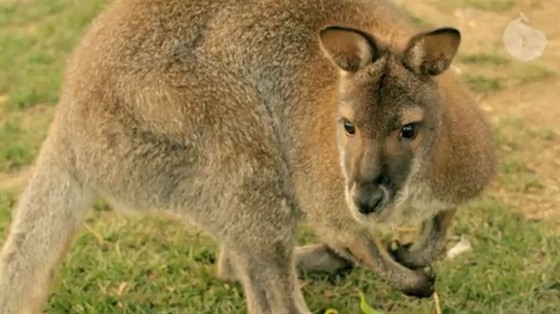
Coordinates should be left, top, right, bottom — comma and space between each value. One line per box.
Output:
403, 27, 461, 76
319, 25, 378, 72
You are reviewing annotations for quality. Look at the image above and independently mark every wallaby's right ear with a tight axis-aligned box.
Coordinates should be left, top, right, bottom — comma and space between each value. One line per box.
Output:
319, 25, 378, 72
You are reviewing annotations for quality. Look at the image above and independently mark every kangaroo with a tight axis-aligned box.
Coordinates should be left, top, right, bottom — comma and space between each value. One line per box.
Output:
0, 0, 496, 313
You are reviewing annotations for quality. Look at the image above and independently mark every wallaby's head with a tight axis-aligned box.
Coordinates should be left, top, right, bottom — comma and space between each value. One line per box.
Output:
319, 25, 461, 224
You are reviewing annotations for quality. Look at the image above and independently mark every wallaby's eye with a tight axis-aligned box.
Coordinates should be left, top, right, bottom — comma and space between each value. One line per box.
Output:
343, 119, 356, 136
400, 123, 417, 140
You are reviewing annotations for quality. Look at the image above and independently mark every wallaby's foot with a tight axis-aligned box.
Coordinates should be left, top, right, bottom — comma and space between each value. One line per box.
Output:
295, 243, 354, 277
216, 247, 237, 283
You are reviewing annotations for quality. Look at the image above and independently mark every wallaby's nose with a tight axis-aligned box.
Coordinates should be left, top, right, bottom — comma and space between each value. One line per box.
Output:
354, 189, 384, 215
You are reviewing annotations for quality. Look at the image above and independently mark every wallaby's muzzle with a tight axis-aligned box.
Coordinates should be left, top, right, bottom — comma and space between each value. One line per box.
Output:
352, 184, 386, 216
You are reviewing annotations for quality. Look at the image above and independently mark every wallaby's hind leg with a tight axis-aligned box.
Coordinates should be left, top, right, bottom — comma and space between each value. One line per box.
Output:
213, 212, 309, 313
217, 243, 352, 283
216, 246, 237, 283
295, 243, 353, 276
228, 241, 310, 314
0, 142, 95, 313
214, 197, 310, 314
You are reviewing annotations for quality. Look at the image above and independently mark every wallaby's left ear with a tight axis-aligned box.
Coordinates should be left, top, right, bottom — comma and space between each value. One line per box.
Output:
403, 27, 461, 76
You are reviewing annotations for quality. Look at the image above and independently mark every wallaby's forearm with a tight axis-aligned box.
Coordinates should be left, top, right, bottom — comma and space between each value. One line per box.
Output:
390, 208, 457, 269
341, 233, 435, 298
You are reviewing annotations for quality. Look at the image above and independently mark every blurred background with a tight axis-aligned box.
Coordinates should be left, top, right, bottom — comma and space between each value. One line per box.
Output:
0, 1, 558, 313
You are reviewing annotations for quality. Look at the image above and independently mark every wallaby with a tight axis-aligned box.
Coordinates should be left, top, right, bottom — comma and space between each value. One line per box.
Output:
0, 0, 496, 313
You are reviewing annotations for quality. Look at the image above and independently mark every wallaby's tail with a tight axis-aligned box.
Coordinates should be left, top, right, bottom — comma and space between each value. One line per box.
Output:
0, 137, 95, 313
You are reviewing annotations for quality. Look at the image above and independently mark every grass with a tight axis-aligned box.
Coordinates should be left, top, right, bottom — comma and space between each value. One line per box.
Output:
1, 189, 559, 314
1, 1, 559, 314
457, 57, 553, 96
458, 53, 510, 66
515, 64, 555, 84
0, 0, 106, 172
461, 74, 503, 95
460, 0, 514, 12
406, 13, 429, 28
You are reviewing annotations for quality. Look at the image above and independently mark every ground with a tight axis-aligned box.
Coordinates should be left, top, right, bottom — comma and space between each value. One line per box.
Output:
0, 1, 559, 313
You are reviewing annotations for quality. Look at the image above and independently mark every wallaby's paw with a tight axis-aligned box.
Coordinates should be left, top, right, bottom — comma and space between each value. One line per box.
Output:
388, 240, 430, 269
388, 240, 437, 298
401, 266, 436, 298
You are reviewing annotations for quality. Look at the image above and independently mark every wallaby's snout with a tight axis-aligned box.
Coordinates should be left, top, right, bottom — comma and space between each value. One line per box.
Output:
349, 163, 392, 216
352, 183, 386, 216
347, 155, 406, 221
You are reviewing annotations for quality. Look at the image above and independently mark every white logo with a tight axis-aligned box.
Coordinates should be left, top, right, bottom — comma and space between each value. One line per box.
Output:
503, 13, 547, 62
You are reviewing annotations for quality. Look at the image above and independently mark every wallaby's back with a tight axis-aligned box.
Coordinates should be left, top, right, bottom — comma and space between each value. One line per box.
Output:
54, 0, 427, 207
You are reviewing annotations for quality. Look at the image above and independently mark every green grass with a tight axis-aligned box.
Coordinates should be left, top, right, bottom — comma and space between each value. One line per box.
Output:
406, 13, 428, 28
461, 74, 504, 95
492, 118, 557, 195
1, 1, 559, 314
460, 0, 514, 12
0, 0, 108, 172
1, 190, 558, 314
0, 107, 54, 172
458, 53, 510, 66
515, 64, 555, 84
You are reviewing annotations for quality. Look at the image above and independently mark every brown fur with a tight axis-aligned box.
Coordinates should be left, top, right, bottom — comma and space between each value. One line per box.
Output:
0, 0, 496, 313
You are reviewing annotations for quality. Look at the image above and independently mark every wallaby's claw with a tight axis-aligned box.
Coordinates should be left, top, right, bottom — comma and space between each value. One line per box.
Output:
333, 261, 355, 278
388, 240, 430, 269
388, 240, 411, 262
424, 265, 436, 279
401, 267, 436, 298
389, 239, 412, 252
